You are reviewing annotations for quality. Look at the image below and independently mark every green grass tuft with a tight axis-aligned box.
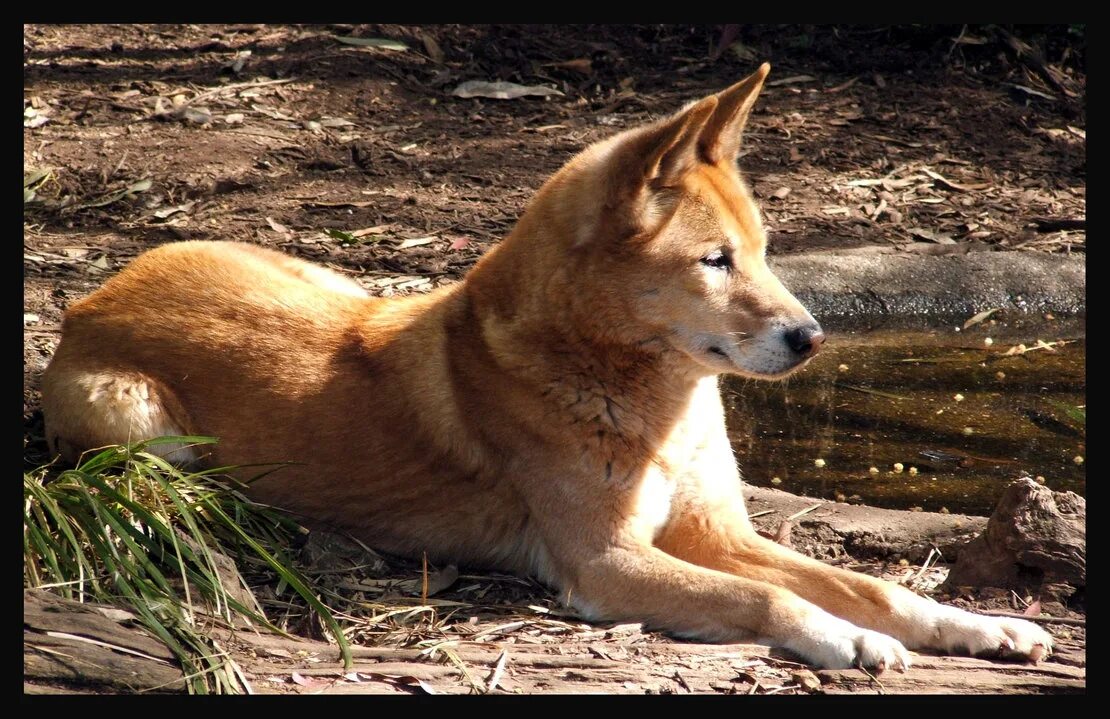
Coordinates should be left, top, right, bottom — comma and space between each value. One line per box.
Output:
23, 437, 352, 693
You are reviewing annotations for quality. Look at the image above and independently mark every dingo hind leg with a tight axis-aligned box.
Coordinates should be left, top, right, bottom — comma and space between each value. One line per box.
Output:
41, 364, 199, 465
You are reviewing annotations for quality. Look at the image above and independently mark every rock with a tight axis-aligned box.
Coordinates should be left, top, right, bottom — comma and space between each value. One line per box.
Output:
792, 669, 822, 693
942, 479, 1085, 597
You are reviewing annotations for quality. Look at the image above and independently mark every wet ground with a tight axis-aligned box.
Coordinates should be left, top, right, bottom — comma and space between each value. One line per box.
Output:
726, 315, 1085, 515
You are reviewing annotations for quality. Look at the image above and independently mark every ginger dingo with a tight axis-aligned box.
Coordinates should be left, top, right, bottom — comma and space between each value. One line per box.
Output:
41, 64, 1051, 670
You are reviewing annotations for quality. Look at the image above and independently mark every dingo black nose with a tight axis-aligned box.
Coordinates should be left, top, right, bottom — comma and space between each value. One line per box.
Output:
785, 325, 825, 357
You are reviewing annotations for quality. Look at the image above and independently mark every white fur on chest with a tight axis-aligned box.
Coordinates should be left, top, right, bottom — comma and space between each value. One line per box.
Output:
631, 376, 736, 539
631, 464, 676, 540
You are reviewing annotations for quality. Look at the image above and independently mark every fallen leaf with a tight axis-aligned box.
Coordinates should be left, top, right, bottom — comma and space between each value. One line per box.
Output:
223, 113, 245, 124
251, 104, 296, 121
825, 77, 859, 93
152, 201, 196, 220
908, 227, 956, 244
225, 50, 251, 74
771, 186, 791, 200
425, 564, 460, 596
334, 36, 408, 51
24, 168, 52, 189
176, 106, 213, 124
266, 217, 291, 234
24, 313, 40, 325
397, 236, 438, 249
65, 179, 153, 212
730, 42, 757, 62
922, 167, 991, 192
24, 106, 50, 128
544, 58, 593, 74
1010, 84, 1055, 101
452, 81, 564, 100
767, 74, 817, 86
449, 237, 470, 250
421, 33, 445, 63
486, 649, 509, 693
303, 200, 375, 209
352, 225, 395, 237
324, 228, 356, 243
290, 672, 327, 689
962, 307, 1001, 330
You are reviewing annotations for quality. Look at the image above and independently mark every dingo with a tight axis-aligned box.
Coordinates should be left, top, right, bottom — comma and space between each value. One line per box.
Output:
41, 64, 1051, 670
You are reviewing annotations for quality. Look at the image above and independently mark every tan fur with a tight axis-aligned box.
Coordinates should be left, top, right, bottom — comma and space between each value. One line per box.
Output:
41, 65, 1051, 670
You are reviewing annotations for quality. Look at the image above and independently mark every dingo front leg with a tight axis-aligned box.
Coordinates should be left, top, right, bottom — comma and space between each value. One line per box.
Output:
656, 509, 1053, 663
556, 540, 911, 671
519, 463, 914, 673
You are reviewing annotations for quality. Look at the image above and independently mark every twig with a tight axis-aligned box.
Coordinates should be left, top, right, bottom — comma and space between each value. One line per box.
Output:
981, 610, 1085, 626
786, 504, 824, 522
178, 77, 296, 109
858, 664, 886, 694
485, 649, 509, 693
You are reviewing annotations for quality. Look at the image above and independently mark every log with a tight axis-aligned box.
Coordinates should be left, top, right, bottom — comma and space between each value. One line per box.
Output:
943, 479, 1085, 599
24, 590, 186, 693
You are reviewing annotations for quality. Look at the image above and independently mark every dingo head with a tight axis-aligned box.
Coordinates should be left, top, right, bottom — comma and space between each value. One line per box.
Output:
535, 64, 824, 380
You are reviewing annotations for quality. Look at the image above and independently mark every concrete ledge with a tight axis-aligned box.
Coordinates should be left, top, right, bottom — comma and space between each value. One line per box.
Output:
770, 250, 1085, 328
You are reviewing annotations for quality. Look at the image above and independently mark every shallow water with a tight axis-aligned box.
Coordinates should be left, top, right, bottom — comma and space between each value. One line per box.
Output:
723, 315, 1085, 516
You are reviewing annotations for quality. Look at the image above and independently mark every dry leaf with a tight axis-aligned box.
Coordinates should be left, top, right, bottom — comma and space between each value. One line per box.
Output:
152, 201, 196, 220
545, 58, 593, 74
421, 33, 445, 64
449, 237, 470, 250
266, 217, 291, 234
397, 236, 438, 249
772, 186, 791, 200
452, 81, 564, 100
922, 167, 991, 192
352, 225, 395, 238
962, 308, 1001, 330
291, 672, 327, 689
425, 564, 460, 596
767, 74, 816, 86
908, 227, 956, 244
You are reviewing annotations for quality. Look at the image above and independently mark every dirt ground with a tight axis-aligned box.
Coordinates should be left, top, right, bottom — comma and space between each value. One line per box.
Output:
23, 25, 1085, 694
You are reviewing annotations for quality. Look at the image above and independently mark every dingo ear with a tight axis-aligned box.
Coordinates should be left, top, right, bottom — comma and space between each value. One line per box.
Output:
698, 62, 770, 165
602, 95, 716, 233
642, 95, 718, 189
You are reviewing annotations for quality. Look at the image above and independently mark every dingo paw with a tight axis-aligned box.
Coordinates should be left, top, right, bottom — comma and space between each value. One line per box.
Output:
789, 613, 912, 672
934, 610, 1053, 662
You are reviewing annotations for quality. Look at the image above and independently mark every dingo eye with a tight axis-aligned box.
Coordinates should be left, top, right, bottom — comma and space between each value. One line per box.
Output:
700, 250, 732, 270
